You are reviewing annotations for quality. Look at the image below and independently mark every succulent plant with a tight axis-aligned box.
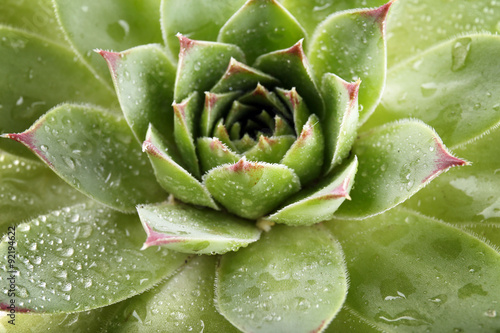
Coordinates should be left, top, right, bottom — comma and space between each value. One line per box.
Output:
1, 0, 500, 331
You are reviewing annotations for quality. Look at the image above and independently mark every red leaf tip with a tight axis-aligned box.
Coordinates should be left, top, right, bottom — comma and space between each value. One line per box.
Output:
424, 138, 468, 183
361, 1, 395, 32
97, 49, 122, 72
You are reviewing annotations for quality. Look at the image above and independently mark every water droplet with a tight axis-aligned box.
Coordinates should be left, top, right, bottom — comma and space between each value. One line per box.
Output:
451, 37, 472, 72
420, 82, 437, 97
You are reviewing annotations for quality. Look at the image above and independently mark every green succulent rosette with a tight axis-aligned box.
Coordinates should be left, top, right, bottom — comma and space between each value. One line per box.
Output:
1, 0, 500, 332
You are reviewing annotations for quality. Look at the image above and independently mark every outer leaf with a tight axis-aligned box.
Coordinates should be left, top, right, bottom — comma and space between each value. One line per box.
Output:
161, 0, 246, 60
204, 158, 301, 219
218, 0, 306, 64
326, 306, 383, 333
217, 224, 348, 333
281, 0, 387, 37
0, 202, 188, 312
174, 36, 245, 102
53, 0, 162, 85
143, 125, 218, 210
197, 137, 241, 174
4, 104, 167, 212
386, 0, 500, 66
0, 0, 66, 43
0, 153, 86, 228
99, 44, 176, 146
268, 156, 357, 226
308, 3, 392, 124
106, 256, 239, 332
462, 224, 500, 253
0, 26, 118, 158
368, 34, 500, 147
138, 201, 261, 254
280, 114, 324, 184
404, 124, 500, 224
321, 73, 360, 173
327, 208, 500, 332
336, 120, 466, 219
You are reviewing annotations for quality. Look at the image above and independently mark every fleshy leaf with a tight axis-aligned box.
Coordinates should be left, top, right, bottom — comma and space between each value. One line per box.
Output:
386, 0, 500, 66
327, 208, 500, 332
3, 104, 166, 212
273, 115, 295, 136
280, 114, 324, 184
217, 224, 348, 333
143, 125, 218, 210
0, 202, 188, 312
326, 306, 382, 333
254, 40, 324, 116
308, 2, 392, 124
197, 137, 241, 174
269, 156, 357, 226
0, 26, 118, 158
211, 58, 280, 93
233, 134, 258, 153
201, 91, 241, 137
462, 224, 500, 253
225, 101, 260, 130
321, 73, 360, 173
218, 0, 306, 64
336, 120, 467, 219
173, 92, 201, 178
107, 256, 239, 332
368, 34, 500, 147
239, 83, 291, 120
404, 124, 500, 224
0, 0, 66, 43
0, 152, 86, 228
161, 0, 246, 60
204, 158, 301, 219
244, 135, 296, 164
53, 0, 163, 84
99, 44, 176, 146
275, 87, 310, 135
174, 35, 245, 102
138, 201, 261, 254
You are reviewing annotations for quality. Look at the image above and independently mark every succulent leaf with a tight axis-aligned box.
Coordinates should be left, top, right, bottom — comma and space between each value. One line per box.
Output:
386, 0, 500, 66
321, 73, 360, 172
218, 0, 306, 64
53, 0, 163, 85
203, 158, 301, 219
99, 44, 177, 146
404, 124, 500, 224
254, 40, 324, 115
0, 26, 118, 159
280, 114, 324, 184
161, 0, 246, 60
201, 91, 241, 137
368, 34, 500, 147
173, 92, 202, 178
197, 137, 241, 174
275, 87, 311, 135
336, 120, 467, 219
211, 58, 280, 93
3, 104, 166, 212
143, 125, 218, 210
328, 208, 500, 331
138, 201, 261, 254
0, 202, 188, 312
281, 0, 387, 36
268, 156, 357, 226
244, 135, 296, 164
308, 2, 392, 124
217, 224, 348, 333
0, 152, 86, 228
106, 256, 240, 332
174, 36, 245, 102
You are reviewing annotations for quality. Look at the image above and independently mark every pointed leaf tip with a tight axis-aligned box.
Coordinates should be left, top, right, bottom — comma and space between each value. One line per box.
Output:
97, 49, 122, 72
3, 131, 52, 166
361, 1, 395, 32
176, 34, 195, 53
425, 138, 468, 183
141, 220, 184, 249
